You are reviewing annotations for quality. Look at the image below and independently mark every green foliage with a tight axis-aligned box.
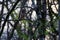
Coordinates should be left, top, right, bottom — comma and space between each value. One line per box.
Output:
16, 27, 28, 40
11, 11, 19, 20
9, 0, 59, 39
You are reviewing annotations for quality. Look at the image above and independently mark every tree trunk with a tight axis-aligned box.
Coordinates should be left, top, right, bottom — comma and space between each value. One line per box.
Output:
58, 0, 60, 40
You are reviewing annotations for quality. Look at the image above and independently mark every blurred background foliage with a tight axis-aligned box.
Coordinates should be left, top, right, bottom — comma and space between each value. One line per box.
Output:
0, 0, 60, 40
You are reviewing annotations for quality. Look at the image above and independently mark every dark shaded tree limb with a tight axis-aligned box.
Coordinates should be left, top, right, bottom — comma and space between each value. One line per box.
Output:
0, 0, 20, 37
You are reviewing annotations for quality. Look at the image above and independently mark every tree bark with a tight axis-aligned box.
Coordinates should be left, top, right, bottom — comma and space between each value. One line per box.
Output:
58, 0, 60, 40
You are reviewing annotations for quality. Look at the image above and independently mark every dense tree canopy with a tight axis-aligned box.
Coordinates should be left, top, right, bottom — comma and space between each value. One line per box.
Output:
0, 0, 60, 40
